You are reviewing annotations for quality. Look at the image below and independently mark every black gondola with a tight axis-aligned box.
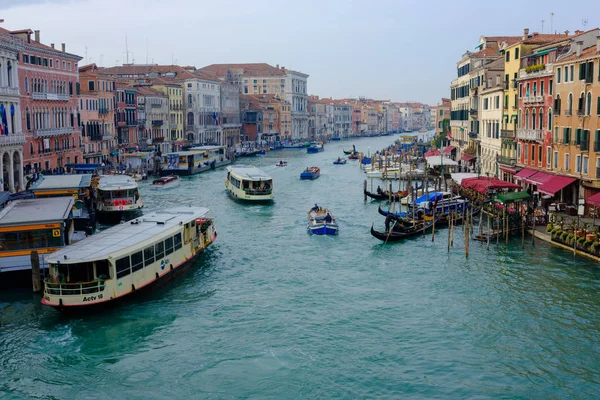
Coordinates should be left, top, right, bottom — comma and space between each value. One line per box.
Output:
370, 221, 434, 242
364, 189, 408, 201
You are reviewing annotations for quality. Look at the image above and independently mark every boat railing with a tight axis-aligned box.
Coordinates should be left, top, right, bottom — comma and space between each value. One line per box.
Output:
44, 279, 106, 296
244, 188, 272, 195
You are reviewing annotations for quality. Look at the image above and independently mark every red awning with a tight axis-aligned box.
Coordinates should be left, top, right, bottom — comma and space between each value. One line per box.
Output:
586, 192, 600, 207
538, 175, 577, 196
443, 146, 456, 154
461, 154, 475, 162
460, 176, 521, 194
524, 171, 554, 186
514, 168, 537, 181
424, 149, 441, 157
499, 166, 517, 174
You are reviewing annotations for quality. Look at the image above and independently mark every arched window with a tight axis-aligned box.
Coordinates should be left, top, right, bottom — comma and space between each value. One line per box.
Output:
518, 109, 522, 128
556, 94, 561, 114
7, 61, 12, 87
539, 109, 543, 130
587, 92, 592, 115
568, 93, 573, 115
532, 109, 536, 129
525, 109, 529, 129
187, 112, 194, 126
25, 108, 31, 131
548, 109, 553, 130
24, 77, 29, 93
187, 94, 192, 105
30, 143, 34, 156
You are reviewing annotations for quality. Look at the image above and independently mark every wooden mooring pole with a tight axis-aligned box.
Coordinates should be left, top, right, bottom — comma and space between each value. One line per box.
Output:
31, 250, 41, 293
363, 180, 367, 201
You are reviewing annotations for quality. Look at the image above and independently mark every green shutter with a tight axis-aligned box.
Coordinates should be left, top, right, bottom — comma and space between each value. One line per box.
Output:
576, 129, 581, 145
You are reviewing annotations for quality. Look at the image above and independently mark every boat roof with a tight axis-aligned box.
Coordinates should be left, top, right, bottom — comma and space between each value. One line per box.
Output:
163, 150, 206, 156
0, 197, 74, 227
97, 175, 138, 190
32, 174, 92, 191
189, 145, 225, 151
227, 165, 272, 181
46, 207, 209, 264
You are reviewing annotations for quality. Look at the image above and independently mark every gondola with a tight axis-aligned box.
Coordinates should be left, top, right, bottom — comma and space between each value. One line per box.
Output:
370, 220, 434, 242
343, 150, 355, 155
364, 189, 408, 201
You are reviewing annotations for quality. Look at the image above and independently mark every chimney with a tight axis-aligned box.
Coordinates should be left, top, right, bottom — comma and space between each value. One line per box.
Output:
61, 43, 65, 52
575, 30, 583, 35
565, 30, 570, 36
576, 41, 583, 56
50, 43, 54, 49
523, 28, 529, 38
276, 64, 279, 68
597, 36, 600, 52
34, 30, 40, 42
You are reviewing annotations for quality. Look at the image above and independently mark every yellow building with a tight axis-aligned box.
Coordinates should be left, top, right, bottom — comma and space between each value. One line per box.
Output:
152, 78, 184, 143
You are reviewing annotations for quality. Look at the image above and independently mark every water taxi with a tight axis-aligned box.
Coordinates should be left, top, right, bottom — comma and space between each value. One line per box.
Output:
225, 166, 274, 202
307, 142, 324, 153
333, 158, 347, 165
95, 175, 143, 222
275, 160, 287, 167
300, 167, 320, 180
151, 175, 180, 189
0, 197, 86, 288
161, 145, 231, 176
42, 207, 217, 313
307, 205, 338, 235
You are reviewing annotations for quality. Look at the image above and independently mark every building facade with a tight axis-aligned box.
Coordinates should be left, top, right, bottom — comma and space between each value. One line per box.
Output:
220, 83, 241, 147
9, 29, 82, 174
115, 84, 138, 151
0, 29, 25, 192
183, 75, 222, 145
434, 98, 451, 136
479, 85, 504, 176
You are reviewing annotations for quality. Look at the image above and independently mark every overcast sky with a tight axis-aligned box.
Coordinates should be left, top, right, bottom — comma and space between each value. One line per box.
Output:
1, 0, 599, 105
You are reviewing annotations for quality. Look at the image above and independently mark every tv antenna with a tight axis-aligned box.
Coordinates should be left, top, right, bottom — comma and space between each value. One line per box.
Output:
550, 12, 554, 33
582, 19, 588, 28
541, 20, 545, 33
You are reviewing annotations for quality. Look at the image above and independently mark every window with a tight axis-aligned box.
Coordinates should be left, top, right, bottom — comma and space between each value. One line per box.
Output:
88, 81, 95, 91
576, 155, 582, 173
155, 241, 165, 260
23, 54, 29, 63
174, 233, 182, 250
549, 79, 553, 95
538, 145, 542, 164
541, 81, 544, 96
587, 92, 592, 115
546, 146, 551, 168
524, 144, 529, 161
131, 251, 143, 272
570, 65, 574, 82
539, 109, 543, 130
144, 246, 155, 266
505, 51, 510, 62
568, 93, 573, 115
557, 68, 561, 83
68, 62, 71, 71
554, 151, 558, 169
597, 158, 600, 178
564, 66, 569, 82
483, 98, 488, 110
532, 110, 536, 129
565, 153, 570, 171
165, 236, 174, 255
49, 59, 53, 68
116, 256, 131, 279
515, 48, 519, 60
583, 156, 589, 174
548, 109, 553, 130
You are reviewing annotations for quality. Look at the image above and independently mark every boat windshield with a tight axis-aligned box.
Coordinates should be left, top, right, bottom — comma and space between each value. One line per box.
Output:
243, 179, 272, 195
45, 260, 110, 295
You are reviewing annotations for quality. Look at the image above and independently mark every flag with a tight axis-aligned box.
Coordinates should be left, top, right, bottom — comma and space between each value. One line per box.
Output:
0, 105, 7, 136
213, 112, 219, 126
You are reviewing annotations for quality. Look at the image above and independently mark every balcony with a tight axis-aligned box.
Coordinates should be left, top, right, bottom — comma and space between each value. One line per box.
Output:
468, 132, 479, 139
523, 96, 544, 104
126, 120, 138, 127
152, 120, 164, 127
516, 128, 543, 142
0, 86, 20, 97
469, 109, 478, 116
32, 92, 69, 101
151, 103, 162, 108
102, 134, 114, 141
501, 129, 516, 139
497, 155, 517, 165
33, 127, 73, 138
0, 133, 26, 145
519, 64, 552, 78
186, 125, 195, 131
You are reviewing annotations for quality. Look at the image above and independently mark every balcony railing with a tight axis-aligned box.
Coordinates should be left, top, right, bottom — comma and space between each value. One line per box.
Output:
468, 132, 479, 139
151, 103, 162, 108
469, 109, 478, 116
0, 86, 20, 97
33, 127, 73, 138
497, 155, 517, 165
500, 129, 515, 139
0, 133, 27, 145
523, 96, 545, 104
126, 120, 138, 127
102, 134, 114, 141
32, 92, 69, 101
152, 120, 164, 127
186, 125, 195, 131
516, 128, 543, 141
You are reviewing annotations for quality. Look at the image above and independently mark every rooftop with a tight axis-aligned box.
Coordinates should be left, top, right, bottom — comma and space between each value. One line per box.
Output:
0, 197, 74, 227
199, 63, 288, 78
97, 175, 138, 190
46, 207, 209, 263
32, 174, 92, 191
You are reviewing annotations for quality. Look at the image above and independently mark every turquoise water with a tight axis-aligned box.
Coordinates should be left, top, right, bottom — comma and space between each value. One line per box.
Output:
2, 134, 600, 399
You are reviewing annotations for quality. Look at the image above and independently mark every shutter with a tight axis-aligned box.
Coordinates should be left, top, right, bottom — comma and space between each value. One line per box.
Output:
563, 127, 568, 144
588, 62, 594, 83
580, 64, 585, 80
576, 129, 581, 145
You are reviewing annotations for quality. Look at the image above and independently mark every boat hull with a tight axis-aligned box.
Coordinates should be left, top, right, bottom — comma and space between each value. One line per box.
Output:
308, 223, 338, 235
151, 180, 180, 189
307, 147, 324, 154
43, 242, 212, 315
333, 160, 347, 165
300, 173, 319, 180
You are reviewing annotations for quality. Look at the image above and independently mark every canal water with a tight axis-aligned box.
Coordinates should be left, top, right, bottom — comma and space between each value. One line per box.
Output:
2, 134, 600, 399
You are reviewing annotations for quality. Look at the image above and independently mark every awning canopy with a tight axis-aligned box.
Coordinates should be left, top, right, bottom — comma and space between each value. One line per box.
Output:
586, 192, 600, 207
425, 155, 458, 166
514, 168, 537, 181
451, 172, 478, 185
494, 191, 531, 204
461, 176, 521, 194
424, 149, 441, 157
443, 146, 456, 154
537, 175, 577, 196
524, 171, 554, 186
500, 166, 517, 174
461, 154, 476, 162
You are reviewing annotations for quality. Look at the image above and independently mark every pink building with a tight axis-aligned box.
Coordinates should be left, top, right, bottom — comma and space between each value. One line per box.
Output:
8, 29, 82, 173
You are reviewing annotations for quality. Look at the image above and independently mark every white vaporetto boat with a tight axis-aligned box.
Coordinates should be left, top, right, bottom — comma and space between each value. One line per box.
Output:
225, 166, 274, 202
95, 175, 143, 222
42, 207, 217, 314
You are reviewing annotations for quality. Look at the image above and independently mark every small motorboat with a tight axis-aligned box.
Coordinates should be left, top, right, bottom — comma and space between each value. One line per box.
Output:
331, 137, 341, 141
300, 167, 320, 180
333, 158, 347, 165
151, 175, 180, 189
307, 205, 338, 235
275, 160, 288, 167
307, 142, 324, 153
347, 154, 359, 160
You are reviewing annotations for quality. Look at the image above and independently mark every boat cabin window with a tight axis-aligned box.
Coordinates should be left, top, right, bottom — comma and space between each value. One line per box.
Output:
230, 176, 240, 188
116, 256, 131, 279
243, 180, 249, 189
174, 233, 182, 250
0, 229, 62, 251
144, 246, 155, 266
155, 241, 165, 260
131, 251, 143, 272
165, 236, 174, 255
51, 260, 110, 284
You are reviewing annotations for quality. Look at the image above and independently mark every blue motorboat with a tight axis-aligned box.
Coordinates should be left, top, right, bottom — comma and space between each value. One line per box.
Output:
331, 137, 341, 141
300, 166, 320, 180
307, 142, 324, 153
333, 158, 347, 165
307, 205, 338, 235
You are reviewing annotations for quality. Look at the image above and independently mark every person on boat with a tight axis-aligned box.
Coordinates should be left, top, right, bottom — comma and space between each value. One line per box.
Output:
377, 186, 383, 195
311, 204, 319, 212
337, 157, 341, 162
324, 213, 333, 223
385, 214, 393, 232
